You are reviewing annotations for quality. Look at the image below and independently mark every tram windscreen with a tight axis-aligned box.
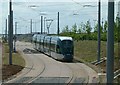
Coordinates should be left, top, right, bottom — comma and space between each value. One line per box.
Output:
62, 40, 73, 54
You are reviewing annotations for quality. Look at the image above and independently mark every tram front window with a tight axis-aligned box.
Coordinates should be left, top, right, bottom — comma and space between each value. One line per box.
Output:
62, 40, 73, 54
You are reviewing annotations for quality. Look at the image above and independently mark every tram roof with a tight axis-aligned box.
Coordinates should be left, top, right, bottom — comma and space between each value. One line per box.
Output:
50, 36, 73, 41
34, 34, 73, 41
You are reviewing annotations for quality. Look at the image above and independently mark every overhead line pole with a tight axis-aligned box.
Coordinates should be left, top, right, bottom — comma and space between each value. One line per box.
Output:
30, 19, 32, 34
57, 12, 60, 35
5, 19, 7, 42
13, 22, 17, 52
8, 15, 10, 45
41, 16, 43, 34
44, 17, 46, 34
118, 1, 120, 75
8, 0, 13, 65
97, 0, 101, 62
30, 19, 32, 43
107, 0, 114, 83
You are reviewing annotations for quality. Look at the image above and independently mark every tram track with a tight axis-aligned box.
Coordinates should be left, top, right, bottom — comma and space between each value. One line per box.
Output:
64, 62, 89, 84
24, 54, 46, 83
5, 43, 46, 83
5, 41, 98, 84
5, 48, 34, 83
23, 49, 77, 84
6, 51, 93, 84
65, 64, 77, 84
23, 49, 74, 84
29, 54, 73, 84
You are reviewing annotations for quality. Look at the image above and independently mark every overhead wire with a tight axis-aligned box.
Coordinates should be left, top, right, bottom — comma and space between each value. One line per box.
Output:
13, 0, 118, 30
13, 1, 99, 19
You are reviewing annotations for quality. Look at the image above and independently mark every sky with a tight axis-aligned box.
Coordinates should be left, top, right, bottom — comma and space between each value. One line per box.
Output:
0, 0, 120, 34
1, 0, 120, 2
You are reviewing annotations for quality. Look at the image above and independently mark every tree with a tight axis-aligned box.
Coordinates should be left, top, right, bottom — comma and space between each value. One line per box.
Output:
62, 25, 69, 33
94, 23, 98, 33
79, 22, 86, 33
94, 22, 104, 33
104, 21, 108, 32
85, 20, 91, 34
71, 23, 77, 33
114, 13, 120, 41
77, 28, 81, 34
82, 24, 86, 33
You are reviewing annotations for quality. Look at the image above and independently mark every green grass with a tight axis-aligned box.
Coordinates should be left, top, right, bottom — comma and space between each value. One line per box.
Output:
2, 43, 25, 67
74, 40, 119, 61
74, 40, 119, 71
74, 40, 99, 62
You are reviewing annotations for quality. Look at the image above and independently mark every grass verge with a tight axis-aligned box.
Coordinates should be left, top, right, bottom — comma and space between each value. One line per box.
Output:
74, 40, 120, 83
2, 43, 25, 80
74, 40, 119, 71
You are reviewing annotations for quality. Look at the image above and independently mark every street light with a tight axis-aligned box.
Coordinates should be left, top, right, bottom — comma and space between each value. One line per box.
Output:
46, 19, 53, 34
44, 17, 46, 34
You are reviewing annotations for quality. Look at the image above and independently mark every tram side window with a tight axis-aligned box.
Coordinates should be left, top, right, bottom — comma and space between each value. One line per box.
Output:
36, 40, 38, 45
44, 40, 46, 48
39, 40, 41, 47
34, 40, 36, 43
46, 40, 48, 49
42, 39, 44, 48
34, 38, 36, 43
45, 41, 47, 49
36, 40, 38, 44
56, 45, 61, 54
39, 39, 41, 45
40, 41, 42, 48
47, 40, 49, 49
34, 40, 36, 46
51, 43, 55, 52
41, 41, 44, 47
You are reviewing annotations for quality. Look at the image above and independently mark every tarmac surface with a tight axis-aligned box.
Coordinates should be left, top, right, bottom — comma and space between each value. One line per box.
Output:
4, 41, 98, 84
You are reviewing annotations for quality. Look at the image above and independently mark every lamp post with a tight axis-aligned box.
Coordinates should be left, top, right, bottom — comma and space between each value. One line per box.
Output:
28, 5, 47, 34
44, 17, 46, 34
46, 19, 53, 34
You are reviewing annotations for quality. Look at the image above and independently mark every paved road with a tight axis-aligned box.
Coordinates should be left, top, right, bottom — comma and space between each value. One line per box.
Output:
5, 41, 98, 84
